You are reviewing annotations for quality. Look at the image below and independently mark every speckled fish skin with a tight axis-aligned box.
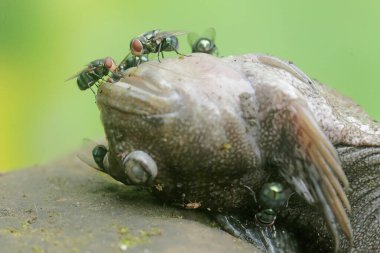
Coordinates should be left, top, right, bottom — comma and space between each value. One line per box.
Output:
96, 53, 379, 252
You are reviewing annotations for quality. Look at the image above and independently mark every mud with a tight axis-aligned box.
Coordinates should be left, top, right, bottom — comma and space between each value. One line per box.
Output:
0, 152, 258, 253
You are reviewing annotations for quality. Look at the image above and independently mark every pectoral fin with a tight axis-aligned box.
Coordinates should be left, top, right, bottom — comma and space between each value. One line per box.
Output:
254, 82, 352, 251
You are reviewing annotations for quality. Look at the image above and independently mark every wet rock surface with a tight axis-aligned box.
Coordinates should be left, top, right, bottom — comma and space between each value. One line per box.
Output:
0, 153, 258, 253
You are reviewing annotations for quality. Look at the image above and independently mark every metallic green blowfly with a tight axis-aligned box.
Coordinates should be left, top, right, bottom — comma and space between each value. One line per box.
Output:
129, 29, 187, 63
66, 57, 121, 94
117, 54, 149, 72
187, 27, 218, 55
255, 182, 293, 226
92, 145, 108, 172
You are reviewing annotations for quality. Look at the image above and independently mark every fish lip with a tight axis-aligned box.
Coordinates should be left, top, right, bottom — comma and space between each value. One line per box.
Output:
121, 74, 172, 96
96, 75, 180, 116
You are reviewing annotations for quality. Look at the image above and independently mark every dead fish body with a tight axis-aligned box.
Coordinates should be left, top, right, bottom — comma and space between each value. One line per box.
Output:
95, 53, 379, 252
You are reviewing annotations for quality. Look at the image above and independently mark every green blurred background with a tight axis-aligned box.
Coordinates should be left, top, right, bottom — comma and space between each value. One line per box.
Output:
0, 0, 379, 172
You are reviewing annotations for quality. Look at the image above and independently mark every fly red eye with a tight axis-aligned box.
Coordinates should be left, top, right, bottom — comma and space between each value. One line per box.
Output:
103, 57, 114, 69
104, 57, 117, 72
131, 39, 143, 56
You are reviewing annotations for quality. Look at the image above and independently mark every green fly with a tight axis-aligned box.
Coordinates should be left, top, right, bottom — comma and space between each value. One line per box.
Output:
255, 182, 293, 226
187, 28, 218, 56
77, 139, 110, 174
117, 54, 149, 72
129, 30, 187, 63
92, 144, 108, 172
66, 57, 120, 94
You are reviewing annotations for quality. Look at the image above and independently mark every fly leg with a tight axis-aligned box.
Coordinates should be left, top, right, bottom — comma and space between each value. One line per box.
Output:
173, 47, 190, 58
87, 83, 96, 95
157, 43, 163, 63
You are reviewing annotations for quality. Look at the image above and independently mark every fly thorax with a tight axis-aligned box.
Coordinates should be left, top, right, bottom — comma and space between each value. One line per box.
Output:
196, 38, 212, 52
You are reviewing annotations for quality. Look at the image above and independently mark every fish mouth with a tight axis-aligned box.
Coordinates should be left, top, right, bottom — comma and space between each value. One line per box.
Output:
96, 73, 180, 116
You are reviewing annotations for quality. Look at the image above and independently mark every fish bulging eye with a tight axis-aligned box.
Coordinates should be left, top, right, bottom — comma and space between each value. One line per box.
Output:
122, 151, 158, 185
131, 39, 144, 56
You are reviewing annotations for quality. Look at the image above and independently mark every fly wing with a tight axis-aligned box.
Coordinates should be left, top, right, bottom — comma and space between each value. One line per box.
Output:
65, 65, 98, 82
154, 30, 188, 40
187, 32, 200, 46
65, 67, 90, 82
116, 53, 131, 71
65, 73, 81, 82
76, 138, 107, 171
202, 27, 216, 42
246, 73, 352, 251
138, 29, 159, 38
